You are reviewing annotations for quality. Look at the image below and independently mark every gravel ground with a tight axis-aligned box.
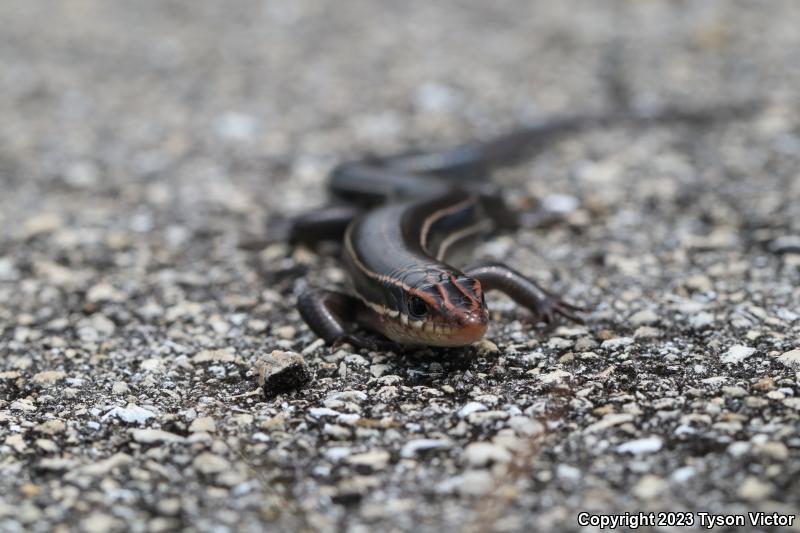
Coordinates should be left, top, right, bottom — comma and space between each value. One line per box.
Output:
1, 2, 799, 532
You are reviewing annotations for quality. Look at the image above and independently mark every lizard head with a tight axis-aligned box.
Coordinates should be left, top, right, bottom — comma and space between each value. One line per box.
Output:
378, 272, 489, 347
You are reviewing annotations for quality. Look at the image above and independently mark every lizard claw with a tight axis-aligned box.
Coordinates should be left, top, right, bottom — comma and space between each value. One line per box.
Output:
333, 334, 376, 351
332, 334, 396, 352
535, 296, 586, 325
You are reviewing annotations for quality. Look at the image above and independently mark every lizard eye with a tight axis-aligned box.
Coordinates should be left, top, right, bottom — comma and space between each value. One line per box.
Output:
408, 295, 429, 318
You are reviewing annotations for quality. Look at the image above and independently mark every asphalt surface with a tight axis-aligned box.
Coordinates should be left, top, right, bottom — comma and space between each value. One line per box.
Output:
1, 1, 799, 532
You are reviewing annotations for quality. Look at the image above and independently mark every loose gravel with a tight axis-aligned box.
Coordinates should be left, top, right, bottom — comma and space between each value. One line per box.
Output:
1, 1, 799, 532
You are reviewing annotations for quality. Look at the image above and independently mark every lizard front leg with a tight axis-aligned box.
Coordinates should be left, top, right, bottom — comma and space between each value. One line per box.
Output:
297, 289, 392, 350
464, 262, 584, 324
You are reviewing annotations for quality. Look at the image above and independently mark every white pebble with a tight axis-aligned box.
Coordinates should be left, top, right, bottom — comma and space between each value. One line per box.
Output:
463, 442, 512, 468
103, 404, 156, 425
616, 436, 663, 455
400, 439, 452, 458
721, 345, 756, 364
457, 402, 488, 418
778, 349, 800, 368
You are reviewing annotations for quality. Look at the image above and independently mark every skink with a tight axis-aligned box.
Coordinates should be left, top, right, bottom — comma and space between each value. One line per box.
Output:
287, 103, 758, 349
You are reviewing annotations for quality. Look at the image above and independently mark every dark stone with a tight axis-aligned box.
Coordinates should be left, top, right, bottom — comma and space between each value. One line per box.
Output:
255, 350, 311, 398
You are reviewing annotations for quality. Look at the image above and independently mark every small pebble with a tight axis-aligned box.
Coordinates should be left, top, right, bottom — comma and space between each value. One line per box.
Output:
737, 477, 773, 501
463, 442, 512, 468
32, 371, 67, 386
629, 309, 659, 326
633, 475, 668, 499
346, 449, 390, 470
189, 416, 217, 433
768, 235, 800, 254
601, 337, 634, 350
276, 325, 296, 340
254, 350, 310, 398
35, 420, 66, 435
777, 349, 800, 368
400, 439, 453, 458
103, 404, 156, 425
130, 429, 185, 444
473, 339, 499, 355
721, 345, 756, 364
193, 453, 230, 475
689, 311, 715, 330
616, 436, 663, 455
457, 402, 487, 418
440, 470, 495, 497
111, 381, 129, 395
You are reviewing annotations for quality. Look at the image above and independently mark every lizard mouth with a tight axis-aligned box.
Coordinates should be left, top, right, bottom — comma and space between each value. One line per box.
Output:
381, 310, 489, 347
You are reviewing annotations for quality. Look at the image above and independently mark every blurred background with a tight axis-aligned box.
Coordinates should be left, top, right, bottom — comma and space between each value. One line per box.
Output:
1, 0, 796, 234
1, 1, 799, 532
